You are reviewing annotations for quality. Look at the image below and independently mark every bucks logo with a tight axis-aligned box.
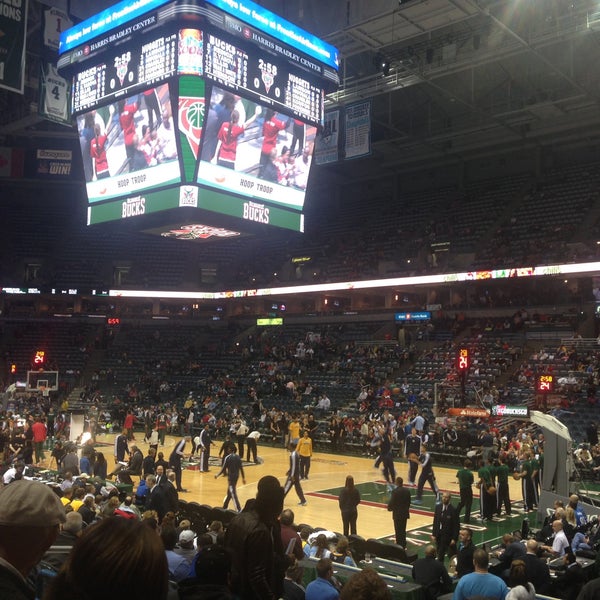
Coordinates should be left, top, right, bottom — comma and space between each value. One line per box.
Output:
114, 52, 131, 86
179, 186, 198, 207
258, 59, 277, 95
178, 97, 205, 159
161, 224, 240, 240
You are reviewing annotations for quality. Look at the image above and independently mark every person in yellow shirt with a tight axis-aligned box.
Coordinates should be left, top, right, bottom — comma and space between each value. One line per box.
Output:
69, 487, 85, 512
288, 416, 301, 447
296, 430, 313, 480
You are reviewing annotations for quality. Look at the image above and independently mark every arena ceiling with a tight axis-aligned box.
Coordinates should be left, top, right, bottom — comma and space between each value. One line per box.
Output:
2, 0, 600, 186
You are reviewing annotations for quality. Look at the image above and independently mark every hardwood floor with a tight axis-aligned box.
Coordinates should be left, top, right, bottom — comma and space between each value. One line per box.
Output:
80, 433, 526, 543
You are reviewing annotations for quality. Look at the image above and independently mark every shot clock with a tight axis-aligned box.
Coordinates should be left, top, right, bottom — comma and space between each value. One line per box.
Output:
537, 374, 555, 393
457, 348, 470, 372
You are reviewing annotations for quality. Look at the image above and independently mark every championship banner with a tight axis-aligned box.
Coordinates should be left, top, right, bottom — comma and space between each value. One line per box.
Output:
0, 0, 28, 93
314, 109, 340, 165
344, 100, 371, 160
39, 62, 71, 125
43, 7, 72, 51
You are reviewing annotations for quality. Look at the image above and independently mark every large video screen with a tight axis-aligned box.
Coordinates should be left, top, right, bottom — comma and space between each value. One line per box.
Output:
77, 82, 181, 204
197, 86, 316, 212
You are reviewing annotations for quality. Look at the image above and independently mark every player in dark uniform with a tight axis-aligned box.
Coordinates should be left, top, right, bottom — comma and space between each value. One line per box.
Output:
284, 442, 307, 505
495, 454, 512, 516
379, 429, 396, 490
530, 452, 541, 506
411, 445, 439, 504
198, 424, 214, 473
519, 451, 537, 511
456, 459, 474, 524
169, 436, 190, 492
215, 446, 246, 512
404, 427, 422, 485
477, 458, 495, 522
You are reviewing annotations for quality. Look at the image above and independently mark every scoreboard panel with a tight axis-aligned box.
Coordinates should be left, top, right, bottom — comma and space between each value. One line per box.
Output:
204, 31, 322, 125
72, 31, 177, 114
59, 0, 338, 236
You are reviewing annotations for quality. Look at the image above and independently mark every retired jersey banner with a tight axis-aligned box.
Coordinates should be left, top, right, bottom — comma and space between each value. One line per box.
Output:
344, 100, 371, 160
0, 0, 28, 93
314, 109, 339, 165
43, 7, 72, 51
39, 62, 70, 125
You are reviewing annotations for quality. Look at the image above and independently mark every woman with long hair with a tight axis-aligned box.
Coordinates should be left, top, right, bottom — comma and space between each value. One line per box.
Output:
338, 475, 361, 536
506, 559, 535, 600
309, 533, 332, 559
93, 451, 107, 480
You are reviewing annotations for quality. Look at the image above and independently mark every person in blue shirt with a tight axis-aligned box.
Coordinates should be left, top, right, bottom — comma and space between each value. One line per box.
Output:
305, 558, 340, 600
453, 549, 508, 600
569, 494, 587, 527
79, 454, 91, 475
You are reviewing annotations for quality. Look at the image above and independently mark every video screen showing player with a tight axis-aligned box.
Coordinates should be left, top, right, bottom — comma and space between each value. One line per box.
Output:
77, 83, 181, 203
197, 85, 316, 211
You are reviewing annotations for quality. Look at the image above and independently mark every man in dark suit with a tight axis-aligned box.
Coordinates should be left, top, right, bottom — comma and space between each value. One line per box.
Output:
162, 470, 180, 514
456, 528, 477, 578
387, 476, 411, 547
412, 544, 453, 600
521, 539, 551, 593
145, 474, 168, 522
432, 492, 459, 562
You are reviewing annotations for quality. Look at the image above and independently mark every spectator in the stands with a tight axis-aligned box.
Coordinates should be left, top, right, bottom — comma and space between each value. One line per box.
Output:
45, 516, 169, 600
540, 520, 570, 558
178, 543, 234, 600
305, 557, 340, 600
162, 526, 192, 582
411, 544, 452, 598
225, 475, 290, 599
338, 567, 391, 599
521, 539, 551, 594
453, 548, 508, 600
280, 509, 304, 562
42, 510, 83, 571
552, 550, 585, 600
505, 559, 535, 600
332, 536, 357, 567
0, 480, 66, 599
283, 563, 305, 600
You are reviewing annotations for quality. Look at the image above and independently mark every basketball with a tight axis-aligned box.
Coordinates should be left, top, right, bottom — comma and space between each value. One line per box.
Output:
408, 453, 418, 460
487, 486, 497, 496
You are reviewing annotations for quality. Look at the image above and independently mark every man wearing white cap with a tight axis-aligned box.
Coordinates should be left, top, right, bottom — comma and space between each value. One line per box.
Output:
175, 529, 197, 563
0, 479, 66, 599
